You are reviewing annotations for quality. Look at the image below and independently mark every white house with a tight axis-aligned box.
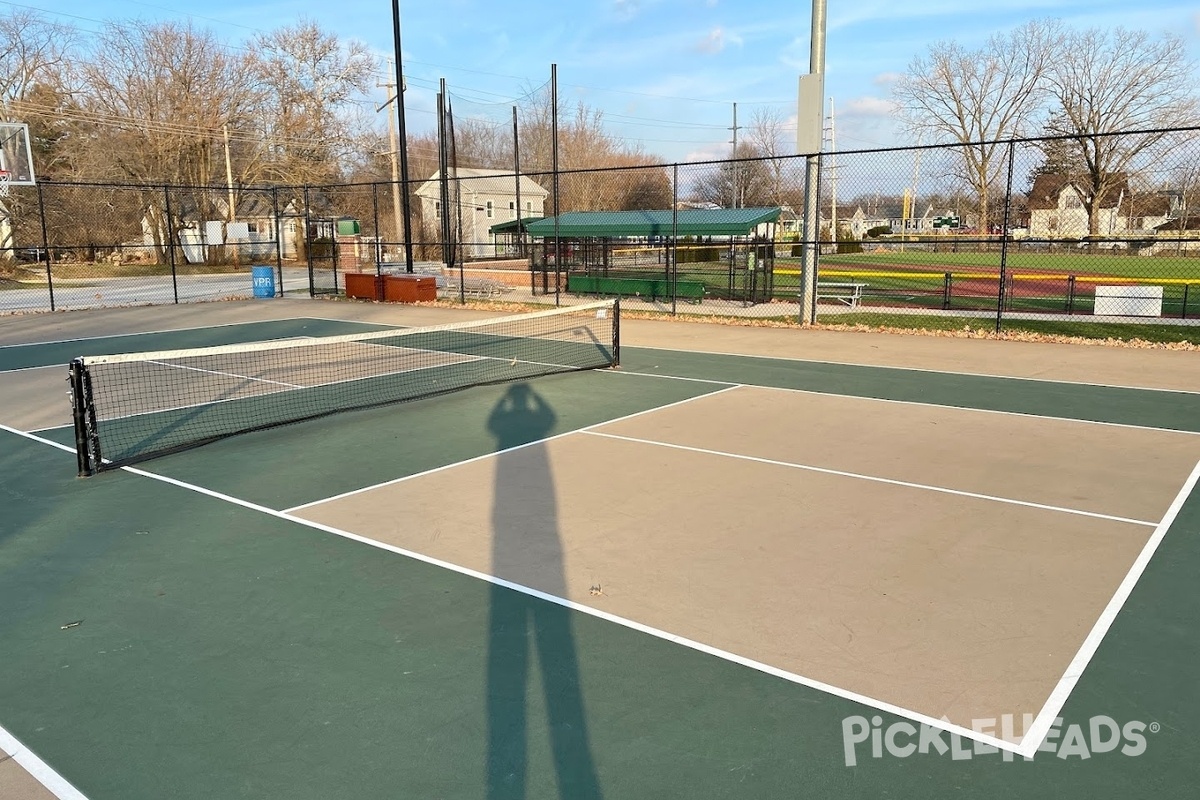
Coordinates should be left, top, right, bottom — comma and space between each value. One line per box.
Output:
141, 195, 302, 263
416, 168, 549, 259
1027, 174, 1173, 238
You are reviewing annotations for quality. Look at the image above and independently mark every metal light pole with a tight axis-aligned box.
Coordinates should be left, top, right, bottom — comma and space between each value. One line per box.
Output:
797, 0, 826, 325
391, 0, 414, 273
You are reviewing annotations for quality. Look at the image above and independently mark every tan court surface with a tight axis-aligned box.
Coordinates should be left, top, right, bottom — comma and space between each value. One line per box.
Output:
294, 385, 1200, 732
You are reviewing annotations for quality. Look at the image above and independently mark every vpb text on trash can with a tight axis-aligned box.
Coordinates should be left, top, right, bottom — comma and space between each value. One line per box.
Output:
251, 265, 276, 298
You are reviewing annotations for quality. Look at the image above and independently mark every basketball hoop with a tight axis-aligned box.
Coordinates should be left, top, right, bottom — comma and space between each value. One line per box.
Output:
0, 171, 9, 197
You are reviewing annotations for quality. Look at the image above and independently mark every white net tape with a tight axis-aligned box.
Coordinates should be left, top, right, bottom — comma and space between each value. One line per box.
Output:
0, 171, 9, 197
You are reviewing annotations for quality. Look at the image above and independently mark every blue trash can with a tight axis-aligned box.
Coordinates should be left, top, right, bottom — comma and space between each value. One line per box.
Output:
251, 265, 276, 298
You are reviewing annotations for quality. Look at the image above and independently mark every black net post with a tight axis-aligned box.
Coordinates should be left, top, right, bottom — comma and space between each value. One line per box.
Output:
69, 358, 100, 477
612, 298, 621, 367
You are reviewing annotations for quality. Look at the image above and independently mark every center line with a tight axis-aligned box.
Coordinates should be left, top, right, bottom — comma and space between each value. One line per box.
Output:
581, 430, 1158, 527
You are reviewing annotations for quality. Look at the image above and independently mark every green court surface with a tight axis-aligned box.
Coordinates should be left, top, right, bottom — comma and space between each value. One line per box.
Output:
2, 306, 1199, 799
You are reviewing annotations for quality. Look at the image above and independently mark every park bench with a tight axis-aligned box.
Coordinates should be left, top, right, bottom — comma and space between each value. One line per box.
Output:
567, 274, 706, 303
817, 282, 867, 308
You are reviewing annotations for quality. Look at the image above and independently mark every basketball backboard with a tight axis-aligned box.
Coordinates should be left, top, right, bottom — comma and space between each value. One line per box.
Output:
0, 122, 36, 186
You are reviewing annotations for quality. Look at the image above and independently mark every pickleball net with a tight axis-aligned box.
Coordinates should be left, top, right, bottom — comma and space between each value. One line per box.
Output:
69, 299, 619, 475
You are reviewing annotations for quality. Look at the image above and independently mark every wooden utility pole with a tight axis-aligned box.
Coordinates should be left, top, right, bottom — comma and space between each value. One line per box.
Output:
222, 124, 239, 265
377, 64, 405, 262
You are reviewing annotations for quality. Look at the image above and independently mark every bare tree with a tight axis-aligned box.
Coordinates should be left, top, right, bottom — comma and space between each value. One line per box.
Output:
0, 9, 75, 116
892, 20, 1058, 231
690, 145, 776, 208
1044, 27, 1199, 235
0, 10, 77, 256
249, 21, 377, 188
746, 107, 797, 205
76, 21, 261, 260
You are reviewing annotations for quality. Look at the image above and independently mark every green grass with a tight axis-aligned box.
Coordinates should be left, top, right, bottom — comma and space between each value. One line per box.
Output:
820, 311, 1200, 344
810, 250, 1200, 280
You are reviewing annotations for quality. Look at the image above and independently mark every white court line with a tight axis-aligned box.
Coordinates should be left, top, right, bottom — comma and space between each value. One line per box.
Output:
0, 422, 1027, 757
1016, 457, 1200, 758
0, 724, 88, 800
629, 342, 1200, 396
581, 430, 1158, 527
146, 360, 303, 389
282, 384, 742, 513
603, 367, 1200, 437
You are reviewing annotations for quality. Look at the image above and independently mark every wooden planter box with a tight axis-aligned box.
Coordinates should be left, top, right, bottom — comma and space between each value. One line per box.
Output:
343, 272, 384, 301
383, 275, 437, 303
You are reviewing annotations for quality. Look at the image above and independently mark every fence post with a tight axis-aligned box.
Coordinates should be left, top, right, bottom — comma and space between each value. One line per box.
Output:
1183, 283, 1191, 320
995, 140, 1016, 333
671, 164, 679, 316
942, 271, 951, 310
35, 182, 54, 311
1066, 275, 1076, 315
304, 185, 315, 297
371, 182, 382, 278
163, 185, 179, 304
271, 188, 284, 297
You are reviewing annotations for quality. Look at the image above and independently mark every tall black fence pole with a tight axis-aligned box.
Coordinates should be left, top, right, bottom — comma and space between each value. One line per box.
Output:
551, 63, 561, 307
35, 182, 54, 311
304, 185, 315, 297
163, 185, 179, 304
671, 164, 679, 316
371, 182, 382, 276
995, 140, 1016, 333
271, 188, 284, 296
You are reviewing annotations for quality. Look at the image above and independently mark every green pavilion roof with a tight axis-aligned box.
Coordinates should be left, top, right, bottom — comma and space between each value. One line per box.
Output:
488, 216, 545, 234
523, 207, 781, 238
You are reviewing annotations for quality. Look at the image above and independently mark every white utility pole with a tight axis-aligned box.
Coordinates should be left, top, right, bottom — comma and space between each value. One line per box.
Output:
797, 0, 827, 324
828, 97, 836, 251
729, 102, 740, 209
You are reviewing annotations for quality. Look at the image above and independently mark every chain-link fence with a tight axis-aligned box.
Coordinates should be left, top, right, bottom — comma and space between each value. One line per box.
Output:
1, 182, 290, 313
4, 127, 1199, 340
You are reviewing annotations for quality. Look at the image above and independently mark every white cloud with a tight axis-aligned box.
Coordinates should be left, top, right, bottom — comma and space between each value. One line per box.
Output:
873, 72, 903, 87
695, 26, 743, 54
840, 96, 898, 118
683, 144, 731, 163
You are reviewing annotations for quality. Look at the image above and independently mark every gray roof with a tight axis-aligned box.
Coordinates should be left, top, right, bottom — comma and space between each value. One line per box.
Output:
415, 168, 549, 200
524, 208, 781, 238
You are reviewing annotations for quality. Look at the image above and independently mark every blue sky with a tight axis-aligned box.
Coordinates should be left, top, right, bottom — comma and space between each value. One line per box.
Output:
28, 0, 1200, 163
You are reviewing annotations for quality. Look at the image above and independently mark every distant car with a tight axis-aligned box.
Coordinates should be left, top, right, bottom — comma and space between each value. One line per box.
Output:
1077, 236, 1127, 250
13, 247, 48, 262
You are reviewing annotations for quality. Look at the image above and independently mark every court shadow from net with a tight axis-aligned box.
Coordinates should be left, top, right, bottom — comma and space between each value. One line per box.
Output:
484, 382, 603, 800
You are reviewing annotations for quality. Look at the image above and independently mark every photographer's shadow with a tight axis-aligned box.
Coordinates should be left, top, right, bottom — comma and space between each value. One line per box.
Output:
485, 383, 602, 800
